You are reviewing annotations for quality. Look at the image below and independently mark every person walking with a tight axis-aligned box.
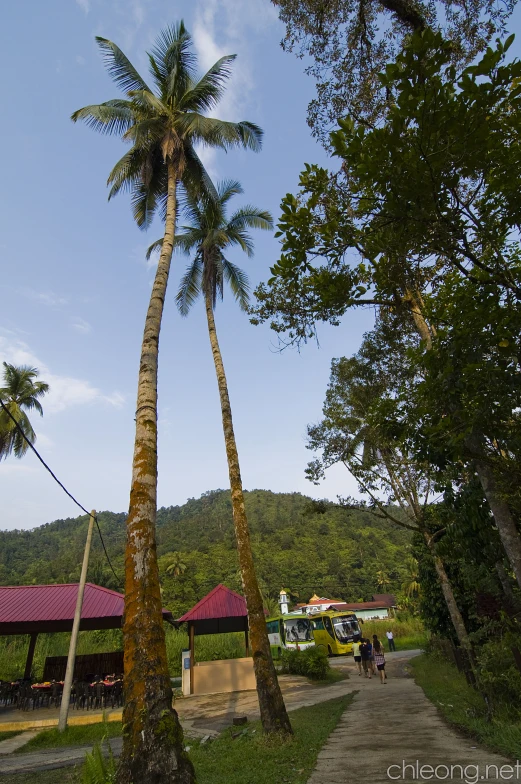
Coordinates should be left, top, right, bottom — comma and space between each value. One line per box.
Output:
373, 640, 387, 683
352, 638, 363, 676
386, 629, 396, 652
373, 635, 387, 679
360, 638, 372, 678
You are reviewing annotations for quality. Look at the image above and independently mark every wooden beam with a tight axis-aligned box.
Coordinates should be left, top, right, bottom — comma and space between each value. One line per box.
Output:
24, 633, 38, 679
189, 623, 195, 695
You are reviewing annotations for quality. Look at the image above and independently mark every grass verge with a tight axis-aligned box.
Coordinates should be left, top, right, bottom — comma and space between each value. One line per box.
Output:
410, 653, 521, 759
4, 696, 352, 784
0, 768, 79, 784
0, 731, 22, 744
15, 720, 122, 753
189, 695, 352, 784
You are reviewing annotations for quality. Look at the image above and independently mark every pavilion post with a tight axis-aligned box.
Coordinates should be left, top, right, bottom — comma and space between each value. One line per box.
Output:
58, 509, 96, 732
24, 633, 38, 680
189, 623, 195, 695
244, 628, 249, 657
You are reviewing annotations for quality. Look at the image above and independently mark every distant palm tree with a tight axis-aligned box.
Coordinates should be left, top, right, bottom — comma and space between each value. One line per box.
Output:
164, 552, 187, 578
148, 180, 292, 735
402, 558, 420, 598
376, 569, 391, 591
72, 22, 262, 781
0, 363, 49, 460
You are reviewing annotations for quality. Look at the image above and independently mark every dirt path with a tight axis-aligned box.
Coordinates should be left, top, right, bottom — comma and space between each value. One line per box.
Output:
308, 650, 513, 784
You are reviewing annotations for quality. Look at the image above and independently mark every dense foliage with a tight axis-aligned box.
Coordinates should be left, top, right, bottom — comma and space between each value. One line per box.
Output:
0, 490, 411, 616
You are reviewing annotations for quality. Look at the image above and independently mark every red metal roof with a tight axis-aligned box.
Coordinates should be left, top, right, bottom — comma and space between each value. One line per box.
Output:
371, 593, 397, 606
177, 584, 247, 623
327, 601, 391, 612
0, 583, 173, 635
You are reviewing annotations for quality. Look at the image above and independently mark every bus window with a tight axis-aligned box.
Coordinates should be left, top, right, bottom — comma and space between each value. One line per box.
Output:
266, 620, 279, 635
332, 616, 357, 643
312, 617, 325, 631
323, 615, 334, 638
284, 617, 313, 642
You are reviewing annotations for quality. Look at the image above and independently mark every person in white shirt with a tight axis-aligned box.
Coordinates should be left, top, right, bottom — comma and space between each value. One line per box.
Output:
386, 629, 396, 652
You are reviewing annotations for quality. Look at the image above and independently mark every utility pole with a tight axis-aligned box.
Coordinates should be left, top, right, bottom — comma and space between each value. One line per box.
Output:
58, 509, 96, 732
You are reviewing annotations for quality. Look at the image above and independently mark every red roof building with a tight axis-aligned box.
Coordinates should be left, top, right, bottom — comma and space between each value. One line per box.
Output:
0, 583, 173, 635
177, 584, 248, 636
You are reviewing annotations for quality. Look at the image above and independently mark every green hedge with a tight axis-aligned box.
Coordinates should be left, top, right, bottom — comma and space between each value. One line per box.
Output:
279, 647, 330, 680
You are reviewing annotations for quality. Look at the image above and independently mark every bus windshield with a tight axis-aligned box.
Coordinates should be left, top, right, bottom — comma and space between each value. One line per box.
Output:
332, 616, 359, 643
284, 617, 313, 643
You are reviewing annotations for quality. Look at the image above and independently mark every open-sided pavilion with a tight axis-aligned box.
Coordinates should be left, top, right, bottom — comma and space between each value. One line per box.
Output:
0, 583, 174, 679
177, 584, 255, 696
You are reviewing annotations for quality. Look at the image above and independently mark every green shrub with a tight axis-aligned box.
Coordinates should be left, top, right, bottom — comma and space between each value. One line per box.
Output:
279, 647, 330, 680
81, 737, 116, 784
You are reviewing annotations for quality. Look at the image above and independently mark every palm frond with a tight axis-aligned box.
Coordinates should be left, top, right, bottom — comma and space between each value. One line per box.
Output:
182, 145, 218, 201
145, 238, 163, 261
96, 37, 151, 94
176, 255, 203, 315
106, 147, 148, 199
180, 55, 237, 113
174, 230, 205, 254
227, 206, 273, 231
70, 100, 134, 136
222, 259, 250, 311
150, 22, 197, 101
225, 227, 255, 257
175, 115, 263, 152
218, 179, 243, 204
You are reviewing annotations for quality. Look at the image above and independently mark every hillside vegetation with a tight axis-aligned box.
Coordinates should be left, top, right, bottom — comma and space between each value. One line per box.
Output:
0, 489, 410, 616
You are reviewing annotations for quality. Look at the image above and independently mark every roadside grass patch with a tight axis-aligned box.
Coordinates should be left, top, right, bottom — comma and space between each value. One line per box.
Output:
0, 731, 22, 744
189, 695, 352, 784
410, 653, 521, 759
362, 618, 428, 651
16, 720, 122, 753
0, 769, 79, 784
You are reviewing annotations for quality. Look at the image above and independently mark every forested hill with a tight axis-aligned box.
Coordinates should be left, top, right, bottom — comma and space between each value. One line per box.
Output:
0, 490, 411, 616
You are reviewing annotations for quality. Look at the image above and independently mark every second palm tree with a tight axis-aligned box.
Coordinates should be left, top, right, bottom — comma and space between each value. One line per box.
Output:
150, 180, 293, 735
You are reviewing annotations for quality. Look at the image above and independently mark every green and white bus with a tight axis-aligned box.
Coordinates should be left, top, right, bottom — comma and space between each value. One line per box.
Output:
266, 613, 315, 658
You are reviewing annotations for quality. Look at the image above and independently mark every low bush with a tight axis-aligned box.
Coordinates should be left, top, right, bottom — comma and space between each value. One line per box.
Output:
81, 737, 116, 784
279, 647, 330, 680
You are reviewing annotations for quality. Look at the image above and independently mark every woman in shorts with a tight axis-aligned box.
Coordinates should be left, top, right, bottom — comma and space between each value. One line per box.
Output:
373, 640, 386, 683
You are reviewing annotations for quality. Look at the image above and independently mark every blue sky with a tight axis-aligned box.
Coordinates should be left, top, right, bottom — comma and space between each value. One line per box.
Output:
2, 1, 519, 531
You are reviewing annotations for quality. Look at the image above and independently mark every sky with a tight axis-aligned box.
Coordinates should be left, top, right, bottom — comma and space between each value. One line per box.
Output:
1, 1, 520, 531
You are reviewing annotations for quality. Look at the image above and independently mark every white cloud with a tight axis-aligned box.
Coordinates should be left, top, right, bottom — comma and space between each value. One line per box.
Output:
75, 0, 90, 13
21, 289, 68, 308
72, 317, 92, 335
35, 432, 54, 450
0, 337, 125, 414
191, 0, 278, 178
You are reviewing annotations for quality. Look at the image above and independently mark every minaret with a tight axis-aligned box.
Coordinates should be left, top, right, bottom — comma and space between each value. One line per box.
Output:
279, 589, 289, 615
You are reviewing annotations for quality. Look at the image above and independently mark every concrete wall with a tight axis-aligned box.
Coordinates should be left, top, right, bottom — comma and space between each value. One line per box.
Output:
357, 608, 390, 620
183, 657, 256, 697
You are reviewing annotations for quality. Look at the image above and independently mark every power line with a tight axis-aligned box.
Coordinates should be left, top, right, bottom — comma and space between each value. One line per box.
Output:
0, 399, 123, 588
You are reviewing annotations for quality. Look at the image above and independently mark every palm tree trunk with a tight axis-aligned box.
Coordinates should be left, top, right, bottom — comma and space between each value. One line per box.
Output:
204, 289, 293, 736
117, 163, 195, 784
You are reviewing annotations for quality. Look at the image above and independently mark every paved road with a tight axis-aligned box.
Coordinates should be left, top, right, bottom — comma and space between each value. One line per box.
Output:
308, 651, 512, 784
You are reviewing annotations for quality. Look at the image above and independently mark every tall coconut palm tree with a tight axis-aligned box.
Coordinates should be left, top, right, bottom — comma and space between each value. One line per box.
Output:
148, 180, 292, 735
72, 23, 262, 783
0, 363, 49, 460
